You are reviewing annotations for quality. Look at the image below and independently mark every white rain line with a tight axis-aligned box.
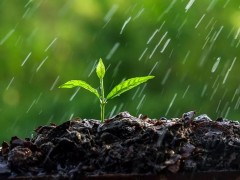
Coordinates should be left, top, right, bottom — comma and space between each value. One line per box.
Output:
69, 87, 81, 101
136, 94, 146, 111
178, 19, 187, 32
104, 4, 118, 22
138, 48, 148, 61
69, 113, 74, 120
202, 37, 210, 50
182, 50, 190, 64
148, 62, 159, 75
161, 68, 171, 85
120, 16, 131, 34
201, 84, 208, 97
50, 75, 60, 91
88, 60, 98, 77
235, 27, 240, 40
216, 100, 221, 113
26, 99, 36, 113
160, 38, 171, 53
25, 0, 33, 7
158, 0, 177, 19
22, 8, 30, 18
222, 57, 237, 84
212, 75, 220, 88
149, 31, 168, 59
195, 14, 206, 29
36, 56, 48, 72
21, 52, 32, 66
35, 92, 43, 104
132, 87, 140, 100
234, 96, 240, 110
147, 29, 160, 44
116, 103, 124, 114
0, 29, 15, 45
213, 25, 224, 41
185, 0, 195, 12
205, 17, 214, 30
236, 39, 240, 48
211, 57, 221, 73
207, 0, 217, 12
231, 88, 239, 102
44, 37, 58, 52
210, 83, 219, 101
223, 0, 231, 8
147, 22, 165, 44
106, 42, 120, 60
6, 77, 15, 90
182, 85, 190, 99
133, 8, 145, 20
138, 84, 147, 98
165, 93, 178, 116
109, 105, 117, 118
224, 107, 231, 118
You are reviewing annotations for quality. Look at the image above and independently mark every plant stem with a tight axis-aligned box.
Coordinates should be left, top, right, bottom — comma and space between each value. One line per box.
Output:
100, 78, 105, 123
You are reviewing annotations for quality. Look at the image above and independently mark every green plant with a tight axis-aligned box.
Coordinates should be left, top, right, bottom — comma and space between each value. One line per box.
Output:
59, 58, 154, 122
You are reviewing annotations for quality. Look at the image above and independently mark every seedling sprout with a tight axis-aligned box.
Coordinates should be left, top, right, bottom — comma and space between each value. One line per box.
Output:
59, 58, 154, 122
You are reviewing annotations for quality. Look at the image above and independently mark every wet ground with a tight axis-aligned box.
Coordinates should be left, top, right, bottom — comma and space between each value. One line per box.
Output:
0, 111, 240, 179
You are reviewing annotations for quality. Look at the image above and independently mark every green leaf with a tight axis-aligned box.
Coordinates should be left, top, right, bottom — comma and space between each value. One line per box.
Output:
106, 76, 155, 100
59, 80, 100, 98
96, 58, 105, 79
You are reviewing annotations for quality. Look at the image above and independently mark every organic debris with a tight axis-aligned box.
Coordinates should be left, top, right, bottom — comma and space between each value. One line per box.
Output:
1, 111, 240, 178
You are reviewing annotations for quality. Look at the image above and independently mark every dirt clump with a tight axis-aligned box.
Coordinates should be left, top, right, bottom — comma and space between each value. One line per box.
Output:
0, 111, 240, 178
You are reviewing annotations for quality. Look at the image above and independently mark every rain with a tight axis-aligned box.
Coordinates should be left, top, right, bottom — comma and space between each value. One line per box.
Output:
0, 1, 239, 147
211, 57, 221, 73
120, 16, 131, 34
21, 52, 32, 67
0, 29, 15, 45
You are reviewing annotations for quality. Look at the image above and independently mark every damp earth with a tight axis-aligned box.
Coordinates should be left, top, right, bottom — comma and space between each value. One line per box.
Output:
0, 111, 240, 179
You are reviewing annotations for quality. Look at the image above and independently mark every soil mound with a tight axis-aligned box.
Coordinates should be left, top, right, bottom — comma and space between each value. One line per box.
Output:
1, 111, 240, 178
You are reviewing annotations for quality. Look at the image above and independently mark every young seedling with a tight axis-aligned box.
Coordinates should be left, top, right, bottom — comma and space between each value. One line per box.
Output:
59, 58, 154, 122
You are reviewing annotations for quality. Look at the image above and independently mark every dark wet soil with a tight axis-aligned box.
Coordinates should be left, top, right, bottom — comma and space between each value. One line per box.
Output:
1, 111, 240, 179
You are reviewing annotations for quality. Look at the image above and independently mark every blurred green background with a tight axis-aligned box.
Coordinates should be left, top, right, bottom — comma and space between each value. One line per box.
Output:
0, 0, 240, 141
